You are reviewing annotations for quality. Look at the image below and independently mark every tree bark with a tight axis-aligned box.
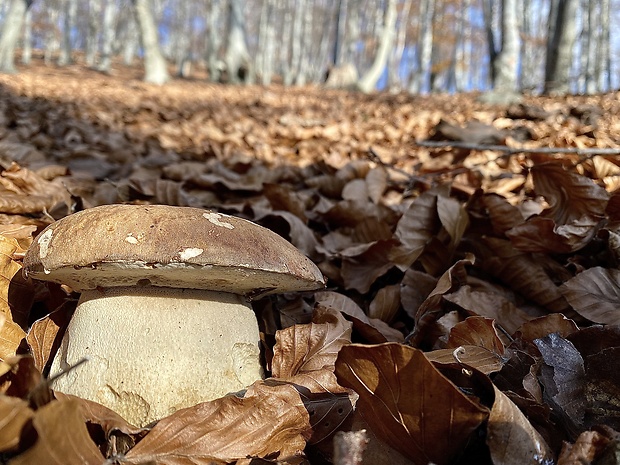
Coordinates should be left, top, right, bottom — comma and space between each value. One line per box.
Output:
206, 0, 223, 82
408, 0, 434, 94
493, 0, 520, 93
132, 0, 169, 85
20, 6, 32, 65
544, 0, 578, 95
98, 0, 116, 73
224, 0, 251, 84
358, 0, 397, 93
0, 0, 31, 73
58, 0, 77, 65
85, 0, 102, 67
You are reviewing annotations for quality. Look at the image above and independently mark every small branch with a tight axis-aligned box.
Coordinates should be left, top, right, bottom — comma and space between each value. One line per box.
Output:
414, 139, 620, 157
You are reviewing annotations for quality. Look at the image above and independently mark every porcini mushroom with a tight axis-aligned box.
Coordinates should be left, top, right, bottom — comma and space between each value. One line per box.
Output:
23, 204, 325, 426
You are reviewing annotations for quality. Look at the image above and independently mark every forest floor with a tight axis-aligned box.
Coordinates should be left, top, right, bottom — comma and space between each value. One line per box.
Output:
1, 59, 620, 465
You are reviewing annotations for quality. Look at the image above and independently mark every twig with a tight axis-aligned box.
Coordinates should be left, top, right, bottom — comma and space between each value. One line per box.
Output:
414, 139, 620, 157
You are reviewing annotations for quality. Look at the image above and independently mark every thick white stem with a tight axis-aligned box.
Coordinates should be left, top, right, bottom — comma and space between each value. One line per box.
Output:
50, 286, 262, 427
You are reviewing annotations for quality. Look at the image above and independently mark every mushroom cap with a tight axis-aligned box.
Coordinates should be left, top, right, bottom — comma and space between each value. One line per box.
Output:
24, 204, 325, 296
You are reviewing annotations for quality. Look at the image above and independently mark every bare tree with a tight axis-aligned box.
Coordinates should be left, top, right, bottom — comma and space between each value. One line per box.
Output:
358, 0, 397, 93
98, 0, 116, 73
58, 0, 76, 65
0, 0, 32, 73
132, 0, 169, 84
481, 0, 521, 102
224, 0, 251, 84
544, 0, 578, 94
20, 5, 32, 64
408, 0, 435, 93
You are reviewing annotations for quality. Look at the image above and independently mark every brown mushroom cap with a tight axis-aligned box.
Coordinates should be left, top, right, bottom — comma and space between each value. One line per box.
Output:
24, 204, 325, 296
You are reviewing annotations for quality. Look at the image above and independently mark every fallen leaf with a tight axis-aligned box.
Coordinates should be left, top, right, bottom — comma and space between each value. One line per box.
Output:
8, 398, 105, 465
486, 384, 553, 465
560, 267, 620, 324
335, 343, 489, 465
0, 395, 34, 453
123, 381, 311, 464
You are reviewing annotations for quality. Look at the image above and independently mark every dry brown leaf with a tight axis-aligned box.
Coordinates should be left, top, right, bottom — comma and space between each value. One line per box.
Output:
335, 343, 489, 465
560, 267, 620, 324
446, 316, 506, 355
506, 163, 608, 253
315, 291, 404, 343
389, 189, 439, 271
400, 269, 438, 320
0, 319, 26, 361
368, 284, 400, 323
425, 345, 504, 374
26, 302, 74, 372
8, 398, 105, 465
479, 194, 524, 235
443, 286, 532, 336
407, 255, 474, 347
271, 307, 352, 379
0, 234, 33, 330
365, 166, 388, 204
123, 381, 311, 464
482, 237, 571, 314
486, 384, 553, 465
557, 430, 610, 465
340, 239, 398, 293
514, 314, 579, 343
436, 194, 468, 247
0, 395, 34, 453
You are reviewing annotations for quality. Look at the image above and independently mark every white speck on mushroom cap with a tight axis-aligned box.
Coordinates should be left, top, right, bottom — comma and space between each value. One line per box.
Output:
179, 248, 204, 260
125, 233, 145, 245
38, 229, 54, 259
203, 212, 234, 230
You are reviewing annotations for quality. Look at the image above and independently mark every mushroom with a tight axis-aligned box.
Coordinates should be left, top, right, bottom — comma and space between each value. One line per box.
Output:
23, 204, 325, 426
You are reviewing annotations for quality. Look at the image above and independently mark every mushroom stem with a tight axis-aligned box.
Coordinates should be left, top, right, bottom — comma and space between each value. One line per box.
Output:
49, 286, 262, 427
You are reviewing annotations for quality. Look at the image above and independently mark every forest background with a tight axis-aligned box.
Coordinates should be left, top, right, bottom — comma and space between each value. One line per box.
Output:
0, 0, 617, 96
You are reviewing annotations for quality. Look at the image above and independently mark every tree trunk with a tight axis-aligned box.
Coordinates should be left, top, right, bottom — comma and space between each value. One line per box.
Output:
206, 0, 223, 82
408, 0, 434, 94
224, 0, 251, 84
493, 0, 520, 93
98, 0, 116, 73
387, 0, 413, 92
85, 0, 102, 67
20, 6, 32, 65
358, 0, 397, 93
544, 0, 578, 95
58, 0, 77, 65
0, 0, 31, 73
132, 0, 169, 85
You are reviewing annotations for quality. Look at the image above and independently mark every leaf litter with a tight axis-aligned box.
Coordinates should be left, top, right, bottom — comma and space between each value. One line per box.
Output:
1, 64, 620, 464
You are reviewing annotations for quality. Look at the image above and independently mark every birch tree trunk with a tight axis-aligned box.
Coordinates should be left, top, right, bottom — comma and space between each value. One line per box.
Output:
224, 0, 251, 84
358, 0, 397, 93
0, 0, 31, 73
544, 0, 578, 95
132, 0, 169, 84
58, 0, 77, 65
98, 0, 116, 73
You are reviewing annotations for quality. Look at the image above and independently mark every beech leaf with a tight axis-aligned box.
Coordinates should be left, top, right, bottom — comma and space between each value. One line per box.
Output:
8, 398, 105, 465
123, 381, 311, 464
335, 343, 489, 465
486, 384, 553, 465
560, 267, 620, 324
